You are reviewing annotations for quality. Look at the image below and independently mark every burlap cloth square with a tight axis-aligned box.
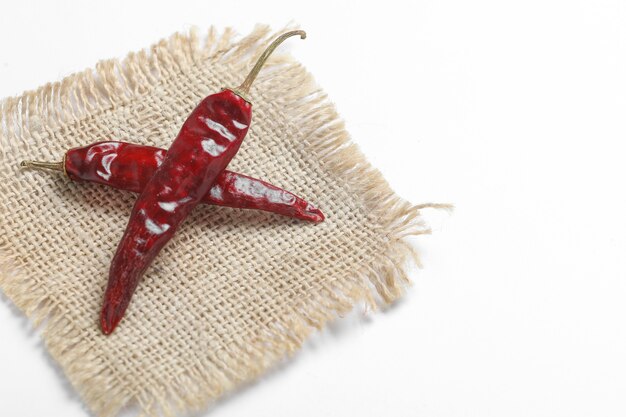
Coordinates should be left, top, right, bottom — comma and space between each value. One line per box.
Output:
0, 26, 438, 417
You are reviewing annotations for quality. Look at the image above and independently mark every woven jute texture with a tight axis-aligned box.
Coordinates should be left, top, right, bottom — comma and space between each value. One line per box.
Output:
0, 26, 439, 417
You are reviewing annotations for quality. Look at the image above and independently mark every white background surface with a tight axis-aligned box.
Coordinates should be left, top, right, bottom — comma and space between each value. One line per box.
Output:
1, 1, 626, 416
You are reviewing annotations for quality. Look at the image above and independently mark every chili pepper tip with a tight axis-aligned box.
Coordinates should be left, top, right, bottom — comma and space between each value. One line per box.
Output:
305, 206, 325, 223
100, 300, 125, 335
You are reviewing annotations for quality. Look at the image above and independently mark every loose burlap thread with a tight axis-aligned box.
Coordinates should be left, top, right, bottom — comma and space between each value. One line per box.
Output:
0, 26, 439, 417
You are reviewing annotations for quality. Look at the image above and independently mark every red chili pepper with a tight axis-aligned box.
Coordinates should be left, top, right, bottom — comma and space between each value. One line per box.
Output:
21, 141, 324, 222
101, 30, 306, 334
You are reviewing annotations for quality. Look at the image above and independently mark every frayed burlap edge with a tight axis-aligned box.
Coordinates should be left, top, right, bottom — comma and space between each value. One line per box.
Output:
0, 25, 450, 417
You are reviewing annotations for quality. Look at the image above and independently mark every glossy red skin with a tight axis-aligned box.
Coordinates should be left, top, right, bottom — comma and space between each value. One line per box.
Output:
101, 90, 252, 335
64, 141, 324, 222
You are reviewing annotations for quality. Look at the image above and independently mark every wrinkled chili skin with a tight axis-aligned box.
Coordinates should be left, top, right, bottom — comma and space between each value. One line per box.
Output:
65, 141, 324, 222
101, 90, 252, 334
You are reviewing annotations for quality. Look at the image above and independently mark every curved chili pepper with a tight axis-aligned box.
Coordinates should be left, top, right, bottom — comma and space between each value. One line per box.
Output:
21, 141, 324, 222
101, 30, 306, 334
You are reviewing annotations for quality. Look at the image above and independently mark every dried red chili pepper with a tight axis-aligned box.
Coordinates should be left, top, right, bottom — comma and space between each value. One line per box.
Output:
101, 30, 306, 334
21, 141, 324, 222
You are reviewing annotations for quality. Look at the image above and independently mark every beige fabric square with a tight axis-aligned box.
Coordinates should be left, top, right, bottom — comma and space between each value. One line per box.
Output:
0, 26, 438, 416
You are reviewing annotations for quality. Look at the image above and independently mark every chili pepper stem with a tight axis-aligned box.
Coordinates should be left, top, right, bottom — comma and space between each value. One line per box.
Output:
231, 30, 306, 101
20, 160, 64, 173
